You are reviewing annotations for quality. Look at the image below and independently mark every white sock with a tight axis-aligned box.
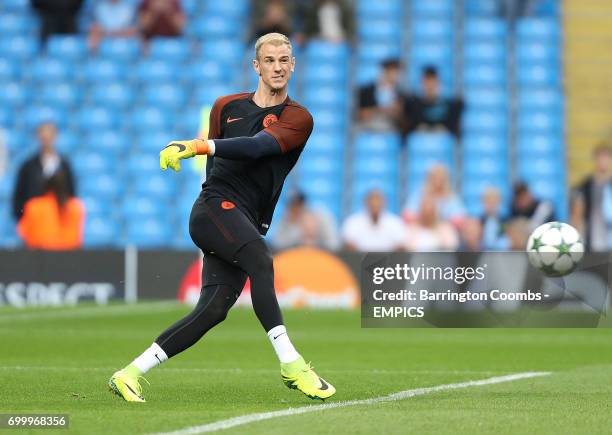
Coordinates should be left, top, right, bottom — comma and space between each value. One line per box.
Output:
131, 343, 168, 374
267, 325, 300, 363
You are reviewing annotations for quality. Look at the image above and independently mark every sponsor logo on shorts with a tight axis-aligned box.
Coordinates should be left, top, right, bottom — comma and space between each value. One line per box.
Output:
221, 201, 235, 210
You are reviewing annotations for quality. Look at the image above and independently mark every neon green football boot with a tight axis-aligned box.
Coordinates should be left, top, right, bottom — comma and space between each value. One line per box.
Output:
108, 364, 148, 403
281, 356, 336, 400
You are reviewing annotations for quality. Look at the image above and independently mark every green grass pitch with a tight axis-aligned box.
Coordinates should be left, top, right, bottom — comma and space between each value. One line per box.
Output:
0, 302, 611, 434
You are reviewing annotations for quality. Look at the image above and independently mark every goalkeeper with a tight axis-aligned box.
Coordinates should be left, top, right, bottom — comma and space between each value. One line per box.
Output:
108, 33, 336, 402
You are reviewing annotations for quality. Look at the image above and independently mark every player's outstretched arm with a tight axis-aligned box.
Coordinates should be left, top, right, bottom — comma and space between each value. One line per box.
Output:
159, 139, 210, 172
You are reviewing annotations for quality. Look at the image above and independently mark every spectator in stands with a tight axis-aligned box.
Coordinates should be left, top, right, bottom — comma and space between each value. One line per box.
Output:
31, 0, 83, 45
88, 0, 137, 52
405, 196, 459, 251
342, 189, 405, 252
403, 164, 465, 228
137, 0, 185, 41
571, 143, 612, 251
252, 0, 293, 43
356, 58, 406, 132
17, 170, 85, 250
404, 66, 464, 138
12, 122, 76, 221
299, 0, 353, 44
481, 187, 507, 249
271, 191, 339, 251
510, 182, 554, 231
504, 218, 531, 251
459, 217, 483, 252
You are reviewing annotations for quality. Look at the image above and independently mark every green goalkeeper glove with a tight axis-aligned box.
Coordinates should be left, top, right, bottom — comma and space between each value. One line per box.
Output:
159, 139, 211, 171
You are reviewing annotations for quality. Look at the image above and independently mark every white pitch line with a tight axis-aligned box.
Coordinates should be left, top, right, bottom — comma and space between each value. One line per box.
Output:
149, 371, 551, 435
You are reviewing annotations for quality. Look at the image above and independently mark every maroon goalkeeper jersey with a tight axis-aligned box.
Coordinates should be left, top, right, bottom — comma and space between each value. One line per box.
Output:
202, 92, 313, 235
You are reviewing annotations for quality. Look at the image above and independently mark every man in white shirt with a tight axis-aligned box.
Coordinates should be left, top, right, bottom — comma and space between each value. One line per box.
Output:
342, 189, 405, 252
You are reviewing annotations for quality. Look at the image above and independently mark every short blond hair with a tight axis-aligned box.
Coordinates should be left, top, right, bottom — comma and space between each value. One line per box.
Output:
255, 32, 292, 59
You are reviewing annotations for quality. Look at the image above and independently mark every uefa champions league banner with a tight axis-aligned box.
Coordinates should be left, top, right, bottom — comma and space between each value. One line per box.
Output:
360, 252, 612, 328
0, 250, 124, 307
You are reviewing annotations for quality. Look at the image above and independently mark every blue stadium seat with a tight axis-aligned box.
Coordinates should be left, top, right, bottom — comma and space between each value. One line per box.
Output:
464, 18, 507, 40
193, 15, 243, 39
126, 154, 159, 174
193, 85, 236, 106
303, 63, 347, 84
0, 35, 37, 59
357, 42, 401, 64
464, 87, 507, 109
55, 130, 80, 154
47, 35, 87, 59
465, 0, 498, 16
122, 196, 166, 218
132, 174, 176, 198
80, 174, 121, 199
516, 63, 560, 86
516, 41, 559, 64
74, 107, 120, 131
303, 86, 348, 110
517, 18, 560, 41
133, 130, 173, 153
38, 83, 81, 108
90, 83, 135, 108
81, 58, 126, 83
407, 132, 454, 155
308, 108, 346, 132
297, 177, 342, 199
0, 107, 15, 128
304, 41, 350, 62
355, 63, 380, 84
356, 0, 402, 17
23, 105, 68, 129
517, 110, 562, 132
0, 82, 30, 107
518, 88, 562, 110
83, 130, 129, 155
184, 59, 224, 83
354, 132, 401, 158
81, 196, 112, 217
129, 106, 174, 130
357, 18, 402, 41
464, 156, 509, 177
463, 134, 507, 156
203, 0, 250, 17
125, 217, 172, 248
464, 41, 506, 63
181, 0, 200, 15
306, 132, 345, 156
462, 109, 507, 133
72, 151, 112, 176
28, 57, 74, 83
463, 64, 507, 86
0, 13, 34, 34
135, 58, 175, 83
84, 216, 120, 248
99, 38, 141, 60
0, 57, 20, 81
142, 84, 187, 108
518, 156, 564, 178
517, 133, 562, 156
354, 156, 399, 178
298, 155, 343, 177
412, 0, 454, 18
200, 40, 244, 65
0, 0, 29, 11
174, 106, 205, 137
411, 19, 454, 41
149, 38, 191, 62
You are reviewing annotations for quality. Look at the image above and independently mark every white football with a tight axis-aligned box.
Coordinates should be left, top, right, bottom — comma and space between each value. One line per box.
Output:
526, 222, 584, 277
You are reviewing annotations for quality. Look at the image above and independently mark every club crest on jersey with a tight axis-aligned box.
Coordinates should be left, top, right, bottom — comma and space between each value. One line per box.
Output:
221, 201, 235, 210
262, 114, 278, 128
